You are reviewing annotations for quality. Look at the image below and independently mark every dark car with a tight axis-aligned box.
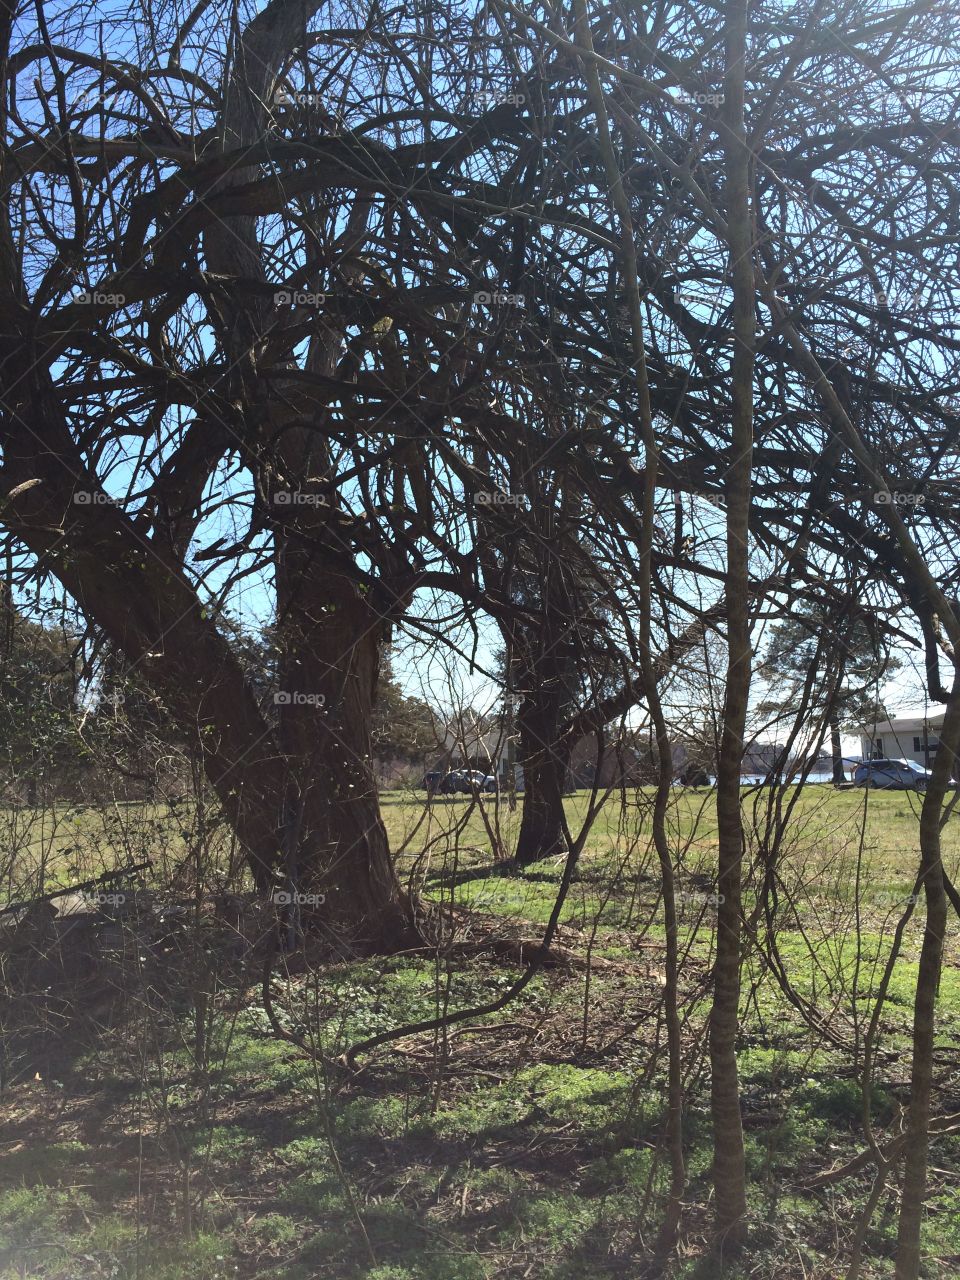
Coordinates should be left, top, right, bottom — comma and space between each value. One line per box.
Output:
422, 770, 460, 794
425, 770, 502, 795
422, 769, 477, 795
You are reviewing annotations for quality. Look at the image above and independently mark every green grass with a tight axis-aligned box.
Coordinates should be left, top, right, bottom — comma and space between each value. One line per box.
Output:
2, 787, 960, 1277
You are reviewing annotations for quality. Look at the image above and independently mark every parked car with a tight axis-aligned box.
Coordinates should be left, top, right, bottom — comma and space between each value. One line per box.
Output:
422, 770, 463, 795
459, 769, 487, 791
422, 769, 490, 795
423, 770, 508, 795
853, 758, 932, 791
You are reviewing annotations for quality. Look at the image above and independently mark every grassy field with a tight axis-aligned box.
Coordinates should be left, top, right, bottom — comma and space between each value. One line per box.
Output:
1, 787, 959, 1279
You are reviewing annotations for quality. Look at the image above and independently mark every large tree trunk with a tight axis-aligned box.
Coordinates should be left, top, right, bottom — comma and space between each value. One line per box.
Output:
272, 455, 412, 945
508, 532, 578, 868
514, 699, 570, 866
513, 609, 728, 870
0, 365, 279, 887
0, 0, 412, 949
199, 0, 409, 947
0, 349, 409, 945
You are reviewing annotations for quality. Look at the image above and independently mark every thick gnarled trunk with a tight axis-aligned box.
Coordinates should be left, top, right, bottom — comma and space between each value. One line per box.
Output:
1, 352, 410, 946
273, 508, 411, 945
514, 700, 570, 866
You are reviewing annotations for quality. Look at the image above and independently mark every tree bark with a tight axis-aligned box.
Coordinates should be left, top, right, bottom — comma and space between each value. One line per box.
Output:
0, 345, 410, 946
514, 610, 727, 868
709, 0, 755, 1249
0, 363, 282, 892
894, 677, 960, 1277
199, 0, 411, 945
0, 0, 411, 945
514, 699, 570, 866
572, 0, 686, 1243
830, 711, 845, 784
272, 468, 413, 944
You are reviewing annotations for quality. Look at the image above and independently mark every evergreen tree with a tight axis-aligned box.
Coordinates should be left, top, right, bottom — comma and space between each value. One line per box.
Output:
759, 602, 899, 781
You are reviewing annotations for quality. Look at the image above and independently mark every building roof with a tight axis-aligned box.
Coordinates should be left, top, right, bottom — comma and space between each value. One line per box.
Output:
862, 708, 945, 734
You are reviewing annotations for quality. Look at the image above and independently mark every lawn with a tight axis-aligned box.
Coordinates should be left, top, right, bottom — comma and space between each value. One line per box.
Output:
1, 786, 959, 1278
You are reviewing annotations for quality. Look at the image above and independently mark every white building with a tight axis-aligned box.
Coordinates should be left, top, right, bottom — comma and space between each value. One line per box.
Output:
860, 708, 950, 773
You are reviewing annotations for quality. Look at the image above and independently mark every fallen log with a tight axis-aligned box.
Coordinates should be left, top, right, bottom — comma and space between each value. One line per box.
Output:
0, 860, 153, 918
